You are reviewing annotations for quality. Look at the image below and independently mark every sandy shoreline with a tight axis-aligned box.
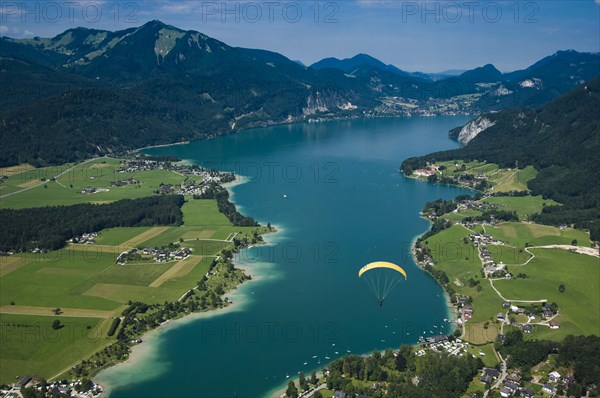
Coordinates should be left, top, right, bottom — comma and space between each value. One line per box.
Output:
94, 174, 284, 396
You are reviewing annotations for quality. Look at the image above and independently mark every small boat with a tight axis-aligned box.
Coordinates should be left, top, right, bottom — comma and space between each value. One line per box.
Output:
331, 343, 335, 346
346, 349, 351, 353
325, 356, 330, 360
283, 194, 288, 199
286, 374, 290, 378
334, 351, 339, 355
303, 362, 308, 365
312, 355, 318, 359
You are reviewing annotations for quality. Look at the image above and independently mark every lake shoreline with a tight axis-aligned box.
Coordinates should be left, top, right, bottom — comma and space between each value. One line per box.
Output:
93, 175, 282, 397
94, 115, 473, 398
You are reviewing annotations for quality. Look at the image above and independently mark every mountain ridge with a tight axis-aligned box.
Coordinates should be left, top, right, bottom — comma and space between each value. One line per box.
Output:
1, 20, 599, 167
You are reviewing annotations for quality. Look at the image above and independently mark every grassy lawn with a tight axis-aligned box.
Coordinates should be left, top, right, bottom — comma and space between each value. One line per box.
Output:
465, 343, 498, 367
485, 222, 592, 248
482, 195, 559, 220
494, 249, 599, 339
0, 314, 113, 384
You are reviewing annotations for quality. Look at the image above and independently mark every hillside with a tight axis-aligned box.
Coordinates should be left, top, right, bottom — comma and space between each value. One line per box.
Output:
401, 77, 600, 239
0, 20, 598, 167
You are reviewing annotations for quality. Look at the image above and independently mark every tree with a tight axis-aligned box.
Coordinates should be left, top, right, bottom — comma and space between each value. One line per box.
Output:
314, 391, 323, 398
310, 371, 318, 385
77, 378, 93, 392
52, 320, 62, 330
571, 239, 578, 246
299, 371, 308, 391
559, 284, 566, 293
395, 345, 411, 371
285, 381, 298, 398
53, 307, 61, 315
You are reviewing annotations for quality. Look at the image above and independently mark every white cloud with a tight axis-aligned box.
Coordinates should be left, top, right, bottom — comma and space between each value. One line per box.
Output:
0, 25, 9, 34
158, 1, 199, 14
23, 29, 34, 37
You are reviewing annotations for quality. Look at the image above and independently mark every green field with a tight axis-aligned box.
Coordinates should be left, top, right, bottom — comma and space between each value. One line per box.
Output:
495, 249, 600, 340
485, 222, 592, 248
424, 215, 597, 344
435, 161, 537, 193
482, 195, 559, 220
491, 166, 537, 192
0, 158, 195, 209
0, 163, 77, 196
0, 191, 267, 381
0, 314, 113, 383
442, 208, 483, 223
486, 244, 531, 266
424, 225, 503, 329
182, 198, 231, 226
0, 249, 122, 310
94, 227, 152, 246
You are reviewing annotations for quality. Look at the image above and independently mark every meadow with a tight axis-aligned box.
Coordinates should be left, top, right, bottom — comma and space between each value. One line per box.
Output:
485, 222, 592, 248
481, 195, 559, 220
0, 158, 195, 209
495, 249, 599, 340
0, 314, 113, 383
0, 192, 267, 382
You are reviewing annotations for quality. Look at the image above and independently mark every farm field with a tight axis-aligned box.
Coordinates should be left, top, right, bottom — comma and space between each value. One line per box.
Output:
424, 211, 596, 343
0, 194, 266, 382
485, 222, 592, 248
0, 158, 196, 209
0, 314, 113, 384
481, 195, 559, 220
495, 249, 600, 340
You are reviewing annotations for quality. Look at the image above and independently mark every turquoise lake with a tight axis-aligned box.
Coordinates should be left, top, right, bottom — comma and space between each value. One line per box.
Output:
97, 116, 472, 398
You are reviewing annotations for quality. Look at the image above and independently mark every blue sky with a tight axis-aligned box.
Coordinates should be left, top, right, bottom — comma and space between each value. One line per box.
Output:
1, 0, 599, 72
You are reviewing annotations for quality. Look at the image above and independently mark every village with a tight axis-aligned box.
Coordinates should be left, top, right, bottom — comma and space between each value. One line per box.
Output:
0, 376, 102, 398
116, 246, 192, 265
473, 367, 577, 398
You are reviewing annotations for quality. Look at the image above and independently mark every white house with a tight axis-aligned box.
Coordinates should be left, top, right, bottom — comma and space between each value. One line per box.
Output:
548, 371, 561, 382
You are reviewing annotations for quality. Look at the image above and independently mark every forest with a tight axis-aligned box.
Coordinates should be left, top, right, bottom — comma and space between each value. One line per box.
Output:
323, 346, 483, 398
0, 195, 184, 251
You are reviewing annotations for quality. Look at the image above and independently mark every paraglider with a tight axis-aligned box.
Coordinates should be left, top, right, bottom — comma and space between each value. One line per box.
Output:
358, 261, 407, 306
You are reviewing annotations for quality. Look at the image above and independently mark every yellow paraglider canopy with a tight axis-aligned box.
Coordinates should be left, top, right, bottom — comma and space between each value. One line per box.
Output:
358, 261, 407, 280
358, 261, 407, 305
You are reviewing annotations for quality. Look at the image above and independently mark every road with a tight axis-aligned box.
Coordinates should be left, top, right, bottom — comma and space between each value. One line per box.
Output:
0, 157, 102, 199
483, 348, 507, 398
488, 278, 546, 303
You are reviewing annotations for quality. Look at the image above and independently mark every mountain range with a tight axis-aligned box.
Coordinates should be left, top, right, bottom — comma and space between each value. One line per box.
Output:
0, 20, 599, 167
